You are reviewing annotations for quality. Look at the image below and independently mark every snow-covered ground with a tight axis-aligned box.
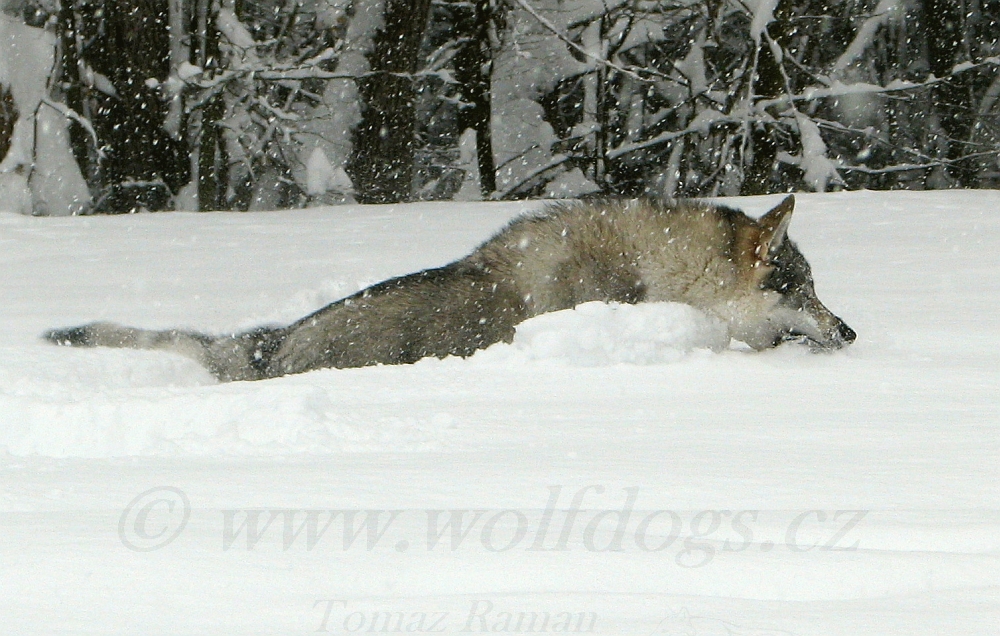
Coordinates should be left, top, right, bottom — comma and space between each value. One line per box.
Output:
1, 190, 998, 635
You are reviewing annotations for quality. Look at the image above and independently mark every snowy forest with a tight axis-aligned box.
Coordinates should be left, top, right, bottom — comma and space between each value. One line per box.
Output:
1, 0, 999, 214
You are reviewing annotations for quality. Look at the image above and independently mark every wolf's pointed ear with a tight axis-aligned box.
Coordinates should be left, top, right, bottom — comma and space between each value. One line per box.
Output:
756, 195, 794, 262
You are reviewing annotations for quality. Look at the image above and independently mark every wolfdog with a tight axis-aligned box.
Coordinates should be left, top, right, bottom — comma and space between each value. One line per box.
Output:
45, 196, 855, 381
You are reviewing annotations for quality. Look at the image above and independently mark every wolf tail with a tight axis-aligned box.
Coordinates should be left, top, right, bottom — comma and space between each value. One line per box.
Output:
44, 321, 285, 382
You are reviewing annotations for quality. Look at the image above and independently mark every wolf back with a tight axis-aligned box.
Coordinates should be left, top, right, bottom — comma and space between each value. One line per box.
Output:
45, 196, 855, 381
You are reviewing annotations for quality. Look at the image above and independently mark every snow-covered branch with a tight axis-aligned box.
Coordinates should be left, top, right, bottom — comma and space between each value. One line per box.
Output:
831, 0, 902, 76
40, 98, 105, 159
759, 56, 1000, 110
504, 0, 667, 82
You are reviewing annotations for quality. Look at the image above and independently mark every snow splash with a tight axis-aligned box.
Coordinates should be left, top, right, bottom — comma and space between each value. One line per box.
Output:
479, 301, 730, 366
2, 301, 728, 457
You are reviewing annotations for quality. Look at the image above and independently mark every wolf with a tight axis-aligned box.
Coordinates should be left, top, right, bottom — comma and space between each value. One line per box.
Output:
45, 195, 855, 381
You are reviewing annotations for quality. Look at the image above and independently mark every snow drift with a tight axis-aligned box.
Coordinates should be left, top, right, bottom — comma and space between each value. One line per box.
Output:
1, 191, 998, 635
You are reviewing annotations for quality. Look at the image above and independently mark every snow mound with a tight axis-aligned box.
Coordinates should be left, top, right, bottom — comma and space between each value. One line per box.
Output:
482, 301, 729, 366
2, 301, 728, 457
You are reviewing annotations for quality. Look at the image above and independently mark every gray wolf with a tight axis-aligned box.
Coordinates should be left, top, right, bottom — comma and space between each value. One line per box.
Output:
45, 196, 855, 381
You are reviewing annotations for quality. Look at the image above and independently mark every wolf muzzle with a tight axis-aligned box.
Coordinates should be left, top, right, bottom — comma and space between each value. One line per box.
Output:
834, 321, 857, 346
798, 316, 855, 351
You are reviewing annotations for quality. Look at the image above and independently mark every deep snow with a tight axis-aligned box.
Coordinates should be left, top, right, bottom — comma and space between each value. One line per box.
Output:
1, 190, 999, 635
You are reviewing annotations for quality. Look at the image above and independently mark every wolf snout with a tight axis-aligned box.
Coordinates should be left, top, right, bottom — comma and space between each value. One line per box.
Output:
813, 319, 856, 351
836, 321, 857, 345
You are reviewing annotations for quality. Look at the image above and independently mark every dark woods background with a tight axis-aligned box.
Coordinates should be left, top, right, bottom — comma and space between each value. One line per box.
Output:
5, 0, 1000, 213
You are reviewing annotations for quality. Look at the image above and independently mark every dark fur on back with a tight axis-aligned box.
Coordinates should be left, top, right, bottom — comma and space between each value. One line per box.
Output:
45, 196, 855, 381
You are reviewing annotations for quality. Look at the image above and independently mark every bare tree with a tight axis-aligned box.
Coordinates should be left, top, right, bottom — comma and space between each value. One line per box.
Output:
36, 0, 1000, 211
348, 0, 435, 203
0, 83, 16, 164
453, 0, 498, 196
57, 0, 190, 212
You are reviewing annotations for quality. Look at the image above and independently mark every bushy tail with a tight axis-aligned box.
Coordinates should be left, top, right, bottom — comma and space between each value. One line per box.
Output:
44, 321, 285, 382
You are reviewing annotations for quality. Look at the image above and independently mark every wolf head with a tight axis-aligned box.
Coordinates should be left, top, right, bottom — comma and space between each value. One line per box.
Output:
728, 196, 856, 352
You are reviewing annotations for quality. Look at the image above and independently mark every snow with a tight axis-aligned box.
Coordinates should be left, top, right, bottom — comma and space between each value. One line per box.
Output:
298, 0, 384, 198
176, 62, 203, 81
0, 13, 89, 216
216, 7, 259, 52
454, 128, 482, 201
491, 0, 595, 197
542, 167, 600, 198
305, 146, 354, 200
788, 114, 840, 192
749, 0, 780, 45
491, 97, 563, 193
479, 301, 729, 367
2, 190, 999, 634
830, 0, 903, 76
689, 108, 725, 136
673, 37, 709, 97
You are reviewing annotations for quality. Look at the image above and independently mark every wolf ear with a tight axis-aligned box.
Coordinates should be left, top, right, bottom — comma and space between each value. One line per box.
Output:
755, 195, 794, 262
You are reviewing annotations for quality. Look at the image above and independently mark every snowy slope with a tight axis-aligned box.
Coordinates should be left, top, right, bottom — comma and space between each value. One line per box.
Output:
1, 191, 998, 635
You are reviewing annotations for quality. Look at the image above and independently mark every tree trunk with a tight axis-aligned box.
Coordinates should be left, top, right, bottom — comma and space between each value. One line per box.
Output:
59, 0, 100, 189
197, 92, 228, 211
0, 84, 16, 164
922, 0, 975, 186
453, 0, 496, 196
348, 0, 433, 204
741, 0, 793, 196
193, 0, 227, 210
164, 0, 188, 138
58, 0, 191, 212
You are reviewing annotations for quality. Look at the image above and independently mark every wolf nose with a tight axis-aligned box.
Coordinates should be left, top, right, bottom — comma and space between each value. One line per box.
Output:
837, 322, 856, 345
